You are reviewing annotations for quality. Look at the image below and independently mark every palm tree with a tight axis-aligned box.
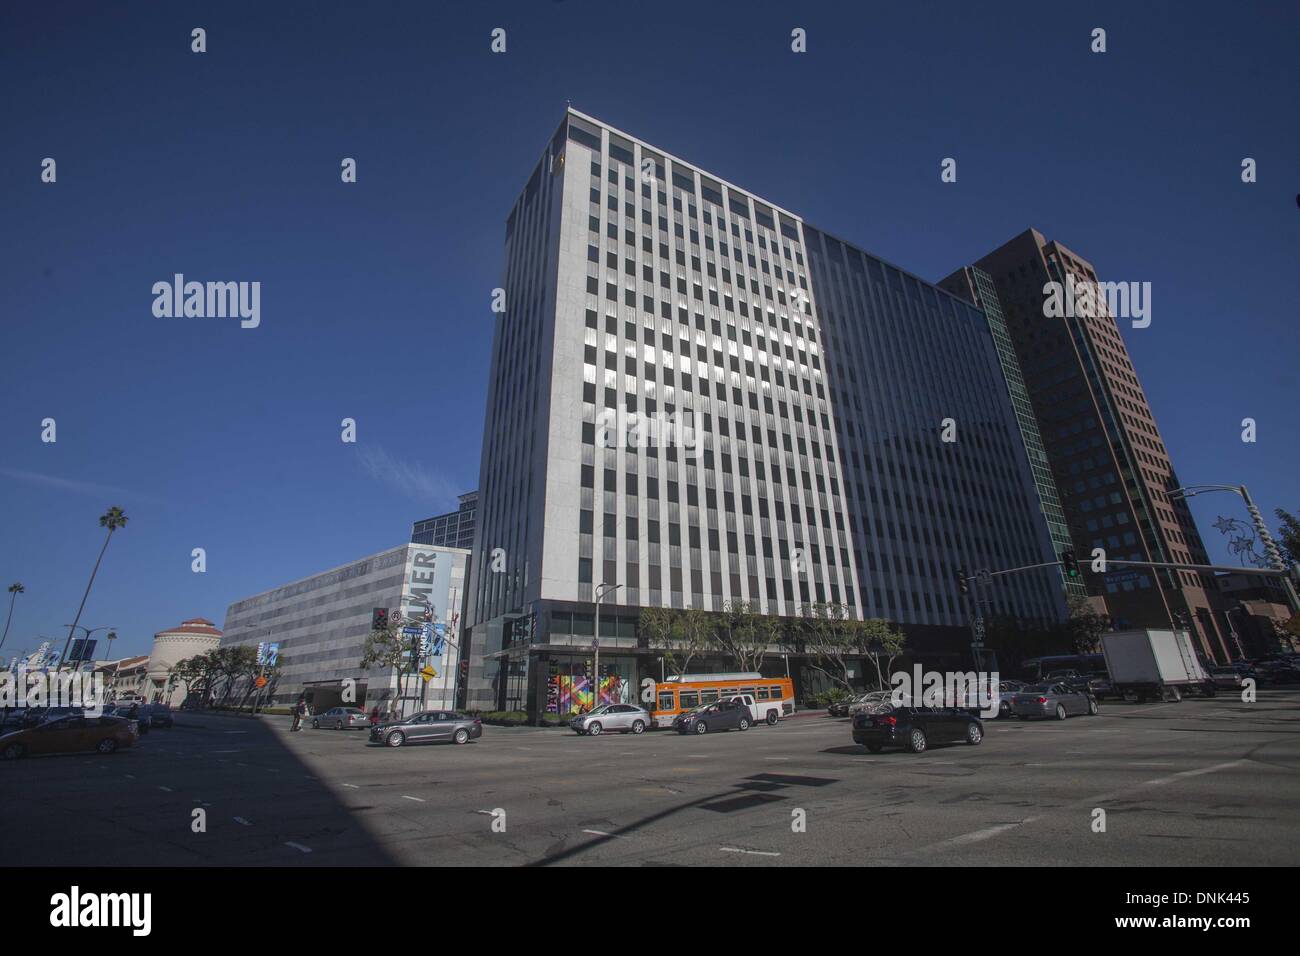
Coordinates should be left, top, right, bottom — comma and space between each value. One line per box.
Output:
59, 507, 128, 670
0, 583, 24, 656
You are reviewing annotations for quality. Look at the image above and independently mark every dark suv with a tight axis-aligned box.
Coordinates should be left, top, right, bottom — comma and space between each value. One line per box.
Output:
673, 698, 751, 734
852, 707, 984, 754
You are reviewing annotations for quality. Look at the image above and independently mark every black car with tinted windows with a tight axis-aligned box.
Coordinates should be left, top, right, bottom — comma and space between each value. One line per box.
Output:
852, 706, 984, 754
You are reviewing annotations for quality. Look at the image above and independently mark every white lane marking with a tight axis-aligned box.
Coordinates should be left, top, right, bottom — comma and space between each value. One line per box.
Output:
342, 783, 360, 789
124, 774, 135, 780
233, 817, 252, 826
763, 756, 791, 761
285, 842, 312, 853
1146, 759, 1249, 786
929, 820, 1038, 849
916, 758, 1251, 856
159, 786, 173, 792
720, 847, 781, 857
475, 809, 495, 815
401, 795, 425, 803
582, 829, 613, 837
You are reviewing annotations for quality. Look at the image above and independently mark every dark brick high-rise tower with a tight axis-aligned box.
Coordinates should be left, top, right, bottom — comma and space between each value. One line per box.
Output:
957, 229, 1229, 662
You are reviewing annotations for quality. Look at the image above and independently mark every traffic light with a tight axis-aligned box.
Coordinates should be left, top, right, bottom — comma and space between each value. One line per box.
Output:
955, 567, 969, 595
1060, 549, 1079, 578
371, 607, 389, 632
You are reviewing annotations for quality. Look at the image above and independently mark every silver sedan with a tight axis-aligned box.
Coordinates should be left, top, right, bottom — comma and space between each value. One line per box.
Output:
370, 711, 482, 747
311, 706, 368, 730
1011, 683, 1098, 720
570, 703, 650, 736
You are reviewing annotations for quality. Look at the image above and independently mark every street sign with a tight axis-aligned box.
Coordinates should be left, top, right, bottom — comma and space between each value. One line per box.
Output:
401, 626, 424, 637
420, 665, 437, 682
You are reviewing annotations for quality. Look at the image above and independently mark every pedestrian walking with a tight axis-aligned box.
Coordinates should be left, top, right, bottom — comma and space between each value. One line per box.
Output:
369, 704, 381, 727
291, 697, 306, 732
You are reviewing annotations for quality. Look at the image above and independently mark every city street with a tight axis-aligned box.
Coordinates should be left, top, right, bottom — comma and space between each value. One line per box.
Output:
4, 691, 1298, 867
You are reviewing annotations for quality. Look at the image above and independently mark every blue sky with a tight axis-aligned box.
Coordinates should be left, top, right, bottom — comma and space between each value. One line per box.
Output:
2, 1, 1297, 659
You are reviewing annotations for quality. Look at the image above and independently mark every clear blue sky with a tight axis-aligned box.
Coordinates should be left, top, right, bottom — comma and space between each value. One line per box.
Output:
2, 1, 1297, 659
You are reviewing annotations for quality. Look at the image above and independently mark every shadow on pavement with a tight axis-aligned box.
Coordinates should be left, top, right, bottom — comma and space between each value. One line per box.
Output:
0, 710, 399, 867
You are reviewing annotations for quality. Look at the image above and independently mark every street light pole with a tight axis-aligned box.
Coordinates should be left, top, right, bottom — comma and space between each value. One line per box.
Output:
593, 583, 621, 710
1169, 483, 1300, 614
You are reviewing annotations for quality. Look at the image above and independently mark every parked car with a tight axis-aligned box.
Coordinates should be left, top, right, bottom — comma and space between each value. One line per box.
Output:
370, 711, 482, 748
1045, 670, 1093, 693
111, 705, 150, 733
312, 706, 368, 730
19, 706, 86, 729
1, 715, 138, 759
1012, 683, 1098, 720
1085, 673, 1114, 700
827, 695, 860, 718
994, 680, 1026, 717
673, 698, 751, 734
852, 707, 984, 754
570, 703, 650, 736
1208, 667, 1245, 691
1254, 661, 1300, 685
142, 705, 174, 728
849, 691, 895, 716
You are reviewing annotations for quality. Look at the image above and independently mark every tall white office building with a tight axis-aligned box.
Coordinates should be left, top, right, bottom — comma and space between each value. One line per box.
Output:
463, 110, 1064, 717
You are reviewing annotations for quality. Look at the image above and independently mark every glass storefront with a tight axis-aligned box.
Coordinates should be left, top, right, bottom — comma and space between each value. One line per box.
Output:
542, 653, 639, 715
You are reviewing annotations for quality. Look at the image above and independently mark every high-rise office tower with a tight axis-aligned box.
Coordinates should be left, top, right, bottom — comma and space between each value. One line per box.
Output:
956, 229, 1228, 662
463, 110, 1064, 715
939, 265, 1085, 606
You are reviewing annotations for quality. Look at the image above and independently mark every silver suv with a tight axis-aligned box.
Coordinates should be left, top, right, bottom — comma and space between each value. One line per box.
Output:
570, 703, 650, 736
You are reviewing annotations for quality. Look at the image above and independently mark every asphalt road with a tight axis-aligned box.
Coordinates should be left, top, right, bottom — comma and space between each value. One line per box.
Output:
4, 691, 1298, 866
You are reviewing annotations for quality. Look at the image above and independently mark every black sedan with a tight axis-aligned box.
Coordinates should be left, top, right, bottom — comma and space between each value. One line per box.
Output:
673, 699, 751, 734
852, 707, 984, 754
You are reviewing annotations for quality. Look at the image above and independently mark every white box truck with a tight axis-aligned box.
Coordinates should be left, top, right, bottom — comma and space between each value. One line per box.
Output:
1100, 629, 1215, 702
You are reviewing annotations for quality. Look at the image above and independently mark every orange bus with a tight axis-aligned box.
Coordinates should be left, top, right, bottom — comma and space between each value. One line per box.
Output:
649, 673, 795, 729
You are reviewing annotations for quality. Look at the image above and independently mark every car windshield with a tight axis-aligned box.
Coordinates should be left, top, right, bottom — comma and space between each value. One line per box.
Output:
586, 705, 611, 715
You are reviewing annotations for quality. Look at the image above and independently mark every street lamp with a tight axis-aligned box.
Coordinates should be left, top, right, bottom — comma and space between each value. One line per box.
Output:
1168, 483, 1300, 613
1224, 606, 1250, 660
592, 582, 622, 710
